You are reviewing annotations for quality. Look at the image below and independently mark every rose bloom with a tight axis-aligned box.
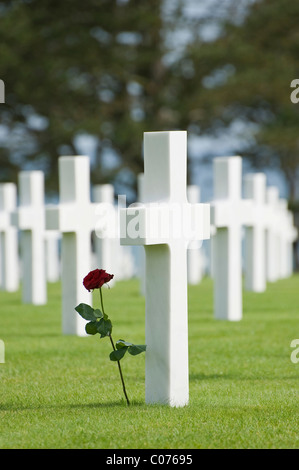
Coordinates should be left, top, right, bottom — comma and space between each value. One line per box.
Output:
83, 269, 114, 291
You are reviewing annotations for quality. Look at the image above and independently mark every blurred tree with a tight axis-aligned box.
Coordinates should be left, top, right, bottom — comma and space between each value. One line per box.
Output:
1, 0, 299, 218
176, 0, 299, 266
179, 0, 299, 203
0, 0, 186, 198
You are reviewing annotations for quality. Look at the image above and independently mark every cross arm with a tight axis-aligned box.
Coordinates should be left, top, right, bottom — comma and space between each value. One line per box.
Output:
120, 202, 210, 246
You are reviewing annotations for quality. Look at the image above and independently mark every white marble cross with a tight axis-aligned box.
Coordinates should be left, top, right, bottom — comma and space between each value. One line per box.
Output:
92, 184, 117, 287
277, 199, 288, 279
277, 200, 298, 278
0, 183, 19, 292
244, 173, 268, 292
120, 131, 210, 407
266, 186, 280, 282
46, 156, 100, 336
137, 173, 146, 295
285, 211, 298, 276
44, 230, 61, 283
13, 171, 47, 305
211, 156, 251, 321
187, 185, 204, 285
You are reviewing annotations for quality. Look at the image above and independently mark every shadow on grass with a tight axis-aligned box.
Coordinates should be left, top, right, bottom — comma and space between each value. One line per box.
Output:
68, 400, 145, 409
190, 372, 235, 381
0, 400, 145, 412
190, 372, 299, 381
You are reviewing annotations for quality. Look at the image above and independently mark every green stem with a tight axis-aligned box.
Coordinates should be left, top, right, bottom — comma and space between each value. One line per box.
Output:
99, 287, 105, 316
99, 288, 130, 406
109, 335, 130, 406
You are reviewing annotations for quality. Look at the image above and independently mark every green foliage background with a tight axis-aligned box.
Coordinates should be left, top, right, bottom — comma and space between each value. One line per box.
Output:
1, 0, 299, 207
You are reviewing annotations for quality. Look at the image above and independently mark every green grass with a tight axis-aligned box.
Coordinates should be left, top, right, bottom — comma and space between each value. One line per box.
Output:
0, 275, 299, 449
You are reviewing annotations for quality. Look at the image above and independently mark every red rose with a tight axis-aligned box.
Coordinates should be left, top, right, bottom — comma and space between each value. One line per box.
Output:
83, 269, 114, 291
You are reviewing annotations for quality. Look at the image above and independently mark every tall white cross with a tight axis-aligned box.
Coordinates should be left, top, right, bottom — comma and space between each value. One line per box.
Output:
0, 183, 19, 292
266, 186, 280, 282
120, 131, 210, 407
277, 200, 298, 278
285, 211, 298, 276
44, 230, 61, 283
187, 185, 204, 285
46, 156, 100, 336
211, 156, 251, 321
137, 173, 146, 295
244, 173, 268, 292
278, 199, 288, 279
13, 171, 47, 305
92, 184, 117, 287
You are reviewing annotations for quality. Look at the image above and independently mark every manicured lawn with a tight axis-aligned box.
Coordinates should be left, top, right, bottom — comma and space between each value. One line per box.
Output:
0, 275, 299, 449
